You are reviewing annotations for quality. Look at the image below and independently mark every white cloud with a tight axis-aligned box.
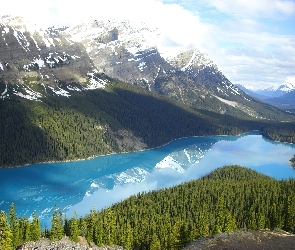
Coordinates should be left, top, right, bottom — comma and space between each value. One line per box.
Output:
208, 0, 295, 17
203, 21, 295, 88
0, 0, 208, 46
180, 0, 295, 89
276, 0, 295, 15
286, 76, 295, 85
1, 0, 295, 89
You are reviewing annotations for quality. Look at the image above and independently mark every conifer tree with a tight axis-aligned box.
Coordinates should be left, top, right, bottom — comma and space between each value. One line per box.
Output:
30, 211, 41, 241
63, 216, 70, 237
122, 222, 133, 250
78, 217, 87, 238
149, 233, 161, 250
9, 203, 20, 248
50, 206, 64, 241
93, 218, 103, 246
283, 195, 294, 232
18, 217, 30, 243
0, 210, 13, 250
86, 209, 96, 244
170, 220, 184, 250
68, 212, 79, 243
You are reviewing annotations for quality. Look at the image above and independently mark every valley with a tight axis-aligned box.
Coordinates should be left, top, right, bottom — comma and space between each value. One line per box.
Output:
1, 17, 295, 168
0, 13, 295, 250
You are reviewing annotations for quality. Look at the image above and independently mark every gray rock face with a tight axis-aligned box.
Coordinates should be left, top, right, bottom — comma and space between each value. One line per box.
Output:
183, 228, 295, 250
1, 15, 289, 120
0, 16, 93, 86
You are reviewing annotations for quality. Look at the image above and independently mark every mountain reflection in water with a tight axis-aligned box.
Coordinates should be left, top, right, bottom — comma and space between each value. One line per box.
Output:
0, 133, 294, 227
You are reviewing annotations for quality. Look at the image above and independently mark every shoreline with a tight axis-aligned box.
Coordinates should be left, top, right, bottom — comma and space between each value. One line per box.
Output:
0, 131, 262, 169
2, 130, 292, 169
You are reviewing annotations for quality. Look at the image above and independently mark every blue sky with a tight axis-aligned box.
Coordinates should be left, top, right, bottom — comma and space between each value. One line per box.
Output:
160, 0, 295, 89
1, 0, 295, 89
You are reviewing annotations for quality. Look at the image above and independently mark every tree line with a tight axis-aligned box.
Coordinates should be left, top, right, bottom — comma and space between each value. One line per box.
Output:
1, 80, 295, 168
1, 165, 295, 249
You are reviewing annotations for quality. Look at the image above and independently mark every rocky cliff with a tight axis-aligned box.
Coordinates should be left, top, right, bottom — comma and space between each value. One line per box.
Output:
1, 15, 290, 121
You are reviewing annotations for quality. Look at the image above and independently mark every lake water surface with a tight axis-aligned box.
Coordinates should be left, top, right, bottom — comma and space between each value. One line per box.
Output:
0, 133, 295, 227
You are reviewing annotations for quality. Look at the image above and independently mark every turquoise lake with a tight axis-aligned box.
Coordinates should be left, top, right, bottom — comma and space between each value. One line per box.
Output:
0, 132, 295, 227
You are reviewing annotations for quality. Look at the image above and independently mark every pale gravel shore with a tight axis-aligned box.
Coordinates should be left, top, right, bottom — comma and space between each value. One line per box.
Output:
17, 236, 124, 250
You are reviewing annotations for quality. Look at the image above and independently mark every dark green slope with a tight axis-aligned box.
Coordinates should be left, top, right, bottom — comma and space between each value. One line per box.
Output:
1, 78, 295, 168
1, 166, 295, 249
75, 165, 295, 249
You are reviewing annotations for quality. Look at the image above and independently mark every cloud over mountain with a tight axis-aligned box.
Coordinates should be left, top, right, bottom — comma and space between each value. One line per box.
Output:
1, 0, 295, 89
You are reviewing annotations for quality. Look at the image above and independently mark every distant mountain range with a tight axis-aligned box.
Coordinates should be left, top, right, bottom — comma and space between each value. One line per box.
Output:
236, 83, 295, 112
1, 15, 295, 167
237, 83, 295, 99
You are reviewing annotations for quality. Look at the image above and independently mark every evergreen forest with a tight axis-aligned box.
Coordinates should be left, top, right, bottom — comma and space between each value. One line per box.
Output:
1, 79, 295, 168
1, 165, 295, 249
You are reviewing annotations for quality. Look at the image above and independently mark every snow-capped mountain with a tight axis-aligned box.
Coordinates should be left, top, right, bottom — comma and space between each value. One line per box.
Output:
236, 83, 295, 111
65, 19, 269, 119
0, 15, 291, 120
0, 16, 107, 100
250, 82, 295, 99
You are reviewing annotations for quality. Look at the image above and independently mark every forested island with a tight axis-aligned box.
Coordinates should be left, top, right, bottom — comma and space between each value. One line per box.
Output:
1, 165, 295, 249
291, 156, 295, 168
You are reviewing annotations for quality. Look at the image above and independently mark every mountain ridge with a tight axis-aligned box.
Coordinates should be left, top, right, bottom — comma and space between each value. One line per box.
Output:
1, 15, 295, 167
1, 16, 294, 122
237, 82, 295, 99
236, 84, 295, 113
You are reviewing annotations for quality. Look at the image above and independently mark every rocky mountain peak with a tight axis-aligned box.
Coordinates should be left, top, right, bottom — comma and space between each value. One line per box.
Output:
277, 82, 295, 92
1, 15, 287, 120
168, 48, 217, 72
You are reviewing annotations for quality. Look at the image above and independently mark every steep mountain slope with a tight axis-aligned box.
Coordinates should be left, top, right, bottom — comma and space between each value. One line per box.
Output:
1, 16, 295, 167
1, 78, 259, 168
0, 16, 107, 101
67, 19, 292, 121
266, 90, 295, 106
1, 16, 293, 121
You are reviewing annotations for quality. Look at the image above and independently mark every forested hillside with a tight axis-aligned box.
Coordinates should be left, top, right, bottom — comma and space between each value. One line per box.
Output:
1, 77, 295, 168
1, 166, 295, 249
1, 16, 295, 168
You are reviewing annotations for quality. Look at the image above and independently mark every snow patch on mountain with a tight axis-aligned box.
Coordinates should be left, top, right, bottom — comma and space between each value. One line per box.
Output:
1, 84, 8, 99
66, 85, 82, 91
14, 85, 42, 100
48, 86, 70, 97
13, 28, 31, 51
23, 57, 45, 71
86, 73, 109, 89
180, 50, 215, 71
278, 82, 295, 92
